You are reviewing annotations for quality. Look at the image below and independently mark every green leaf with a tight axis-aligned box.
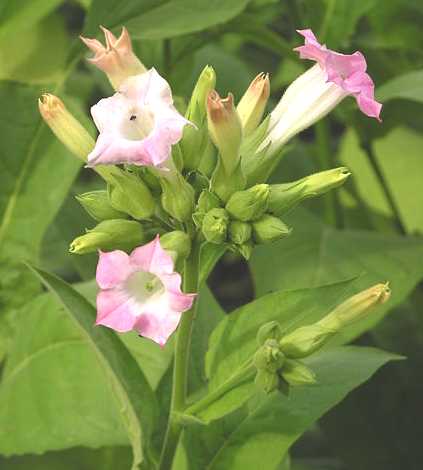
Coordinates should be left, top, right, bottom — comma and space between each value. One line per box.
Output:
377, 70, 423, 104
250, 209, 423, 342
84, 0, 253, 39
20, 266, 158, 469
182, 346, 398, 469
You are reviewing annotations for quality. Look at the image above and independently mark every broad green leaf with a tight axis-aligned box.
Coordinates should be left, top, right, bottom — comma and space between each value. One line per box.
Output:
182, 346, 398, 469
250, 209, 423, 341
377, 70, 423, 104
84, 0, 253, 39
373, 127, 423, 234
23, 266, 157, 470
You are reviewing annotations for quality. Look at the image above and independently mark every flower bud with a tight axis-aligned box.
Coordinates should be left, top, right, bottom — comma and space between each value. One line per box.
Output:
105, 168, 155, 220
76, 190, 127, 221
181, 66, 216, 171
281, 359, 316, 386
319, 283, 391, 330
257, 321, 283, 346
160, 171, 195, 222
69, 220, 148, 254
228, 220, 252, 245
237, 241, 254, 260
268, 167, 351, 216
210, 159, 246, 202
255, 369, 280, 394
207, 90, 242, 175
252, 215, 292, 244
279, 324, 337, 359
38, 94, 94, 161
193, 190, 222, 227
160, 231, 191, 262
253, 339, 285, 373
80, 26, 146, 90
226, 184, 270, 222
201, 208, 229, 244
237, 72, 270, 136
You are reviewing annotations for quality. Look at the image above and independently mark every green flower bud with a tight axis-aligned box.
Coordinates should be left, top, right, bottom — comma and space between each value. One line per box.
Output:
253, 339, 285, 373
237, 241, 253, 260
226, 184, 270, 222
160, 231, 191, 262
193, 190, 222, 228
255, 369, 280, 394
268, 167, 351, 216
252, 214, 292, 244
105, 168, 155, 220
318, 283, 391, 330
228, 220, 252, 245
201, 208, 229, 244
76, 190, 127, 222
160, 172, 195, 222
279, 325, 337, 359
257, 321, 283, 346
69, 220, 148, 254
281, 359, 316, 386
181, 66, 216, 171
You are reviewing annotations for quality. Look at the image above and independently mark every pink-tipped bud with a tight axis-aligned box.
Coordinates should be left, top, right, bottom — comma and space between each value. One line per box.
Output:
237, 72, 270, 135
80, 26, 146, 90
38, 94, 94, 161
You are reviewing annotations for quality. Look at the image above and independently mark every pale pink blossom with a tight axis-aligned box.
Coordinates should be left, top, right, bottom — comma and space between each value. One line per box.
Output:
87, 68, 190, 168
80, 26, 146, 90
294, 29, 382, 120
95, 236, 196, 346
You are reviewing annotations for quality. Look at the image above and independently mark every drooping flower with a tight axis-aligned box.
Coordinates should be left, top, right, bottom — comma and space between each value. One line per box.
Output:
80, 26, 146, 90
262, 29, 382, 155
95, 236, 196, 346
87, 68, 191, 168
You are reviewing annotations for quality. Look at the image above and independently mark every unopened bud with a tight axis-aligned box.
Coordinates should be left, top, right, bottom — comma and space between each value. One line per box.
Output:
319, 283, 391, 330
279, 324, 336, 359
105, 168, 155, 220
226, 184, 269, 222
38, 94, 94, 161
252, 214, 292, 244
80, 26, 146, 90
257, 321, 283, 345
207, 90, 242, 175
182, 66, 216, 171
255, 369, 280, 394
228, 220, 252, 245
268, 167, 351, 216
193, 190, 222, 227
201, 208, 229, 244
160, 171, 195, 222
76, 190, 127, 221
160, 231, 191, 261
70, 220, 148, 254
253, 339, 285, 373
237, 241, 254, 260
281, 359, 316, 386
237, 72, 270, 136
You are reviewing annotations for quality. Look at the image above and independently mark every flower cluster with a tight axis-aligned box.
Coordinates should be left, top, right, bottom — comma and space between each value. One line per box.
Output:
40, 27, 382, 346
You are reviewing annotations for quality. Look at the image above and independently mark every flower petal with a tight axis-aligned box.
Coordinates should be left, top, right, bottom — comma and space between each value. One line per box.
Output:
159, 272, 196, 312
130, 236, 174, 275
96, 250, 133, 289
96, 289, 136, 332
135, 305, 182, 346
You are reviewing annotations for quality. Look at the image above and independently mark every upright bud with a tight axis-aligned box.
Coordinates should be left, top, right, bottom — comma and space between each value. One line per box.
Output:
226, 184, 270, 222
207, 90, 242, 176
160, 231, 191, 262
228, 220, 252, 245
105, 169, 155, 220
268, 167, 351, 216
201, 208, 229, 244
257, 321, 283, 346
237, 72, 270, 136
181, 66, 216, 171
252, 214, 292, 244
160, 172, 195, 222
70, 220, 149, 254
76, 190, 127, 221
38, 94, 94, 161
80, 26, 146, 90
319, 283, 391, 330
193, 190, 222, 227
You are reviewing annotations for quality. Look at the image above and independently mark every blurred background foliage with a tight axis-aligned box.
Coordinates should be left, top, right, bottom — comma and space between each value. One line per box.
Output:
1, 0, 423, 469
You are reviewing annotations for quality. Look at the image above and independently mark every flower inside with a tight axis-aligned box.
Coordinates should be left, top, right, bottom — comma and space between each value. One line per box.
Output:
120, 105, 155, 141
124, 269, 165, 305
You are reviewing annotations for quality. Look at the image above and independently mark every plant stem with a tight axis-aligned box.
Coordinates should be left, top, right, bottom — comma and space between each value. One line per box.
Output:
158, 244, 200, 470
319, 0, 336, 41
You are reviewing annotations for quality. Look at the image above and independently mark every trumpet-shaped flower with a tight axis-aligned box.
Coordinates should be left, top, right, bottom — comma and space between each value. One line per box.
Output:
81, 26, 146, 90
87, 68, 190, 168
95, 236, 196, 346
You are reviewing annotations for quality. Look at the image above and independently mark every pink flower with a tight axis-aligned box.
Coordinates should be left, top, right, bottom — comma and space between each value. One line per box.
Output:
80, 26, 146, 90
95, 236, 196, 346
294, 29, 382, 120
87, 68, 190, 168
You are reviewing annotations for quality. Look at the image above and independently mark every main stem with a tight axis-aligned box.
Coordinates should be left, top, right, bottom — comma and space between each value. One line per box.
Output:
158, 244, 200, 470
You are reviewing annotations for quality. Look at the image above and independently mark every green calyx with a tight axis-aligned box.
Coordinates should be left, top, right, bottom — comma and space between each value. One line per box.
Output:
228, 220, 252, 245
76, 190, 127, 222
252, 214, 292, 244
160, 230, 192, 262
160, 171, 195, 222
226, 184, 269, 222
201, 208, 229, 244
